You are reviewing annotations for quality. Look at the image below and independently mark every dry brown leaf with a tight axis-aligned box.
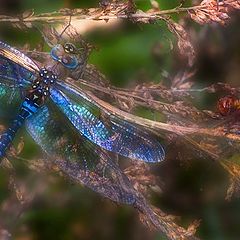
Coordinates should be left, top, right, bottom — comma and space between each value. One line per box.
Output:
138, 206, 200, 240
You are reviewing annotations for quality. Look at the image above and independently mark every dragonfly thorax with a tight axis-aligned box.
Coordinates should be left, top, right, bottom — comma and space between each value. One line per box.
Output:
39, 68, 57, 84
22, 68, 57, 116
31, 68, 57, 96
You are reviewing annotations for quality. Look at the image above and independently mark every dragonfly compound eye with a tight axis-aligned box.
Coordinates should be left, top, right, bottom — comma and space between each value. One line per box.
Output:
64, 43, 77, 54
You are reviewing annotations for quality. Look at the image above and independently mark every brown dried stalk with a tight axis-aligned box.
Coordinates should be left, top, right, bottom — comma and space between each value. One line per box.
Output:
0, 1, 238, 25
0, 0, 238, 67
0, 5, 207, 24
69, 78, 240, 143
79, 79, 209, 121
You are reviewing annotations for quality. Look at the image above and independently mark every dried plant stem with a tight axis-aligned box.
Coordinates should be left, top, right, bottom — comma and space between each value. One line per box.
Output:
67, 79, 240, 142
0, 5, 207, 24
77, 79, 240, 142
80, 80, 207, 120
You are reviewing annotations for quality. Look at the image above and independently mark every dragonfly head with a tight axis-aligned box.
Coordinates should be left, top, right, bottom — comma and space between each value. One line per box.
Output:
50, 38, 92, 72
50, 43, 80, 70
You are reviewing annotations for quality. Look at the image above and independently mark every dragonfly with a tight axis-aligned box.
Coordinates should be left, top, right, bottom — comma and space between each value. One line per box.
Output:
0, 39, 165, 204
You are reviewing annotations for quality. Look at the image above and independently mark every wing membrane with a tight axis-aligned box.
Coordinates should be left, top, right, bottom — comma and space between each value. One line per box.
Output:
0, 84, 24, 123
26, 104, 138, 204
0, 41, 41, 122
52, 82, 165, 163
0, 41, 39, 77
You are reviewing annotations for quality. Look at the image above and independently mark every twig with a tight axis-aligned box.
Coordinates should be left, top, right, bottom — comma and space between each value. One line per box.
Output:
66, 78, 240, 142
0, 5, 207, 24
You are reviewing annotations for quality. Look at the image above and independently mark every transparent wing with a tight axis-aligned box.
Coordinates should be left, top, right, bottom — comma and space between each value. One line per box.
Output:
0, 41, 39, 83
51, 82, 165, 163
72, 63, 109, 88
25, 103, 138, 204
0, 41, 40, 123
0, 84, 23, 122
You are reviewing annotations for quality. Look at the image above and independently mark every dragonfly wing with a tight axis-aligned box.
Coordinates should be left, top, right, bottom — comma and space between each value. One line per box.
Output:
0, 41, 39, 87
0, 84, 24, 123
50, 87, 112, 146
73, 63, 109, 87
0, 41, 40, 123
104, 114, 165, 163
0, 42, 39, 102
25, 104, 138, 205
51, 82, 165, 163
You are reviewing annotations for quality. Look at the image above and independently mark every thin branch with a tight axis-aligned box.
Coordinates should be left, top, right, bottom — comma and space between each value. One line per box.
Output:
0, 5, 206, 24
66, 78, 240, 142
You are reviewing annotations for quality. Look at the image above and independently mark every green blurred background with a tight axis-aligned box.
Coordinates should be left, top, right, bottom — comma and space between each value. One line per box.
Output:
0, 0, 240, 240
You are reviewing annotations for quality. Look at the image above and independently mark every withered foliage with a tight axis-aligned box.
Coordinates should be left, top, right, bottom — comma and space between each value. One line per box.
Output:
0, 0, 239, 67
138, 206, 200, 240
189, 0, 240, 25
0, 1, 240, 240
165, 20, 196, 66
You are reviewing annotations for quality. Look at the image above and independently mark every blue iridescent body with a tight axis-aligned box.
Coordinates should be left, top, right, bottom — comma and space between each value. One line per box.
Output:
0, 67, 56, 157
0, 40, 165, 163
0, 40, 165, 204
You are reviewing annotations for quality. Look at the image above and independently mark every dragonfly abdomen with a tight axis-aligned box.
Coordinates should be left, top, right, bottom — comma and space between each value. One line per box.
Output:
0, 89, 45, 159
0, 107, 29, 158
0, 68, 57, 159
